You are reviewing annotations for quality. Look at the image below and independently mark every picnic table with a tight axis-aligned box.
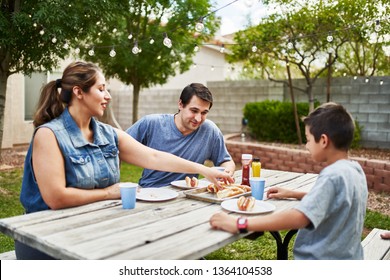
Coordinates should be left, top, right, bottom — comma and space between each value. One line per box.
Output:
0, 169, 317, 260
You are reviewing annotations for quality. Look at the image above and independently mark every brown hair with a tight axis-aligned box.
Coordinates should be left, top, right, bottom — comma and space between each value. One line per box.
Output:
33, 61, 101, 127
302, 102, 355, 151
179, 83, 213, 109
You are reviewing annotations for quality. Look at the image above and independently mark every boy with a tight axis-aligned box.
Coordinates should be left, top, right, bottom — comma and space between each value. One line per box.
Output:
209, 102, 368, 259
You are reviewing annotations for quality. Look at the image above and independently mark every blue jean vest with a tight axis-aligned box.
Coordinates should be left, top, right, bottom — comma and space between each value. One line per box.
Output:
20, 108, 120, 213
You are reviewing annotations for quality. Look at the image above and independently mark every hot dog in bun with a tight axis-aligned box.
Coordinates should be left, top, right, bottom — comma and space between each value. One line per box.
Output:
237, 196, 255, 211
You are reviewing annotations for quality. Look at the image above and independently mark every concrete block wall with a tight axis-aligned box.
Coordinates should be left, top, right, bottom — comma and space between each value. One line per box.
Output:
225, 134, 390, 193
112, 76, 390, 149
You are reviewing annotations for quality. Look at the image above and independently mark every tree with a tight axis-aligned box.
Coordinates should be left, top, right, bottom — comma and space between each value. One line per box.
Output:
229, 0, 389, 111
0, 0, 120, 156
228, 1, 350, 113
78, 0, 219, 124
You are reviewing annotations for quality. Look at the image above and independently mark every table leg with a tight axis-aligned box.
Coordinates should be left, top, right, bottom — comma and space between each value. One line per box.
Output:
270, 230, 298, 260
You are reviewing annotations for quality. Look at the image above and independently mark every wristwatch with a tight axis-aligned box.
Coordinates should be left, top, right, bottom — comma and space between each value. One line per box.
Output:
237, 217, 248, 233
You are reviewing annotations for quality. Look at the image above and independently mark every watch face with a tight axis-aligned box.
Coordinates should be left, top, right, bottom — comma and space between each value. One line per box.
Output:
238, 218, 246, 225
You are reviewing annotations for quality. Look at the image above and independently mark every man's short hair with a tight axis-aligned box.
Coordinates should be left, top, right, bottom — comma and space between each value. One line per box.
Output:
179, 83, 213, 109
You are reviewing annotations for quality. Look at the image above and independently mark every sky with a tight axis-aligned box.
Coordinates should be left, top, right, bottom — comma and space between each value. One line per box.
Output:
213, 0, 268, 35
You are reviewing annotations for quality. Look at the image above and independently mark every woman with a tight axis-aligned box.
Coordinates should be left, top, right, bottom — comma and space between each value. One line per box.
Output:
16, 61, 233, 259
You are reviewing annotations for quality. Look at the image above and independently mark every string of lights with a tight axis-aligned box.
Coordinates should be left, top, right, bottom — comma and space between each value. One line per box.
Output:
32, 0, 389, 84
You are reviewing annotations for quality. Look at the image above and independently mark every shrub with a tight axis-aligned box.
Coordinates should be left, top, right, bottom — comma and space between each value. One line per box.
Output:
243, 100, 362, 146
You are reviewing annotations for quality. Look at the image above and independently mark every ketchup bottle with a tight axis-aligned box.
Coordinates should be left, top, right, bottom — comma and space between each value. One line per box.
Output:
241, 154, 252, 186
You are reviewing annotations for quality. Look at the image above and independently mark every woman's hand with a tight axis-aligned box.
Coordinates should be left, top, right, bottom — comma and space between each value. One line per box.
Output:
202, 167, 235, 187
209, 212, 238, 234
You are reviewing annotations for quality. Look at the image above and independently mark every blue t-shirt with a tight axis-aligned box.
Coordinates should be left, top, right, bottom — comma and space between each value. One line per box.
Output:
293, 159, 368, 260
126, 114, 232, 188
20, 108, 120, 213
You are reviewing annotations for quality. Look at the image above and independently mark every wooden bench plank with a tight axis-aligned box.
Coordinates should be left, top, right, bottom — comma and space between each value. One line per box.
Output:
0, 250, 16, 260
362, 228, 390, 260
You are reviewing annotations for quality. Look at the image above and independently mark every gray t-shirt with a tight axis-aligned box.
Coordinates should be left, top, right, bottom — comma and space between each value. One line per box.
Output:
293, 159, 368, 259
126, 114, 232, 188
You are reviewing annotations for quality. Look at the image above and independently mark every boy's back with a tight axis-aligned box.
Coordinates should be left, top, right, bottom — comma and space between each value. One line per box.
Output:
294, 159, 368, 259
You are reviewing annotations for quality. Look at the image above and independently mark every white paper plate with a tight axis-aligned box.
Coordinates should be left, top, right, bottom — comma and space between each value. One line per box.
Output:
170, 179, 210, 190
136, 188, 178, 202
221, 199, 276, 214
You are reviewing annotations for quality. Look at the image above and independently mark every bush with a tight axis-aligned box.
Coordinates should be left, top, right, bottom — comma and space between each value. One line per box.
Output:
243, 100, 362, 146
243, 100, 311, 144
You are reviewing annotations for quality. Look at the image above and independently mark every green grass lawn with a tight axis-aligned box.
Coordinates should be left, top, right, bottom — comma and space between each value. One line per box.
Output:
1, 164, 389, 259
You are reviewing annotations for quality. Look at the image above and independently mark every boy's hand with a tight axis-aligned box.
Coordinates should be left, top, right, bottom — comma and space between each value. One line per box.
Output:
209, 212, 238, 234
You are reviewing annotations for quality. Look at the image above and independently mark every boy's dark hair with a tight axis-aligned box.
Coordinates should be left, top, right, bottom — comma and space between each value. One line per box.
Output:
179, 83, 213, 109
302, 102, 355, 151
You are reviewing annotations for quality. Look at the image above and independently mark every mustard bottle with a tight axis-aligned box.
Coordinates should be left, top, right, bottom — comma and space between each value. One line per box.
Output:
252, 158, 261, 177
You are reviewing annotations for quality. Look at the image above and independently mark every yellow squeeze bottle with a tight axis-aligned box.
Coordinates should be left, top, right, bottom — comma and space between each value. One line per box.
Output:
252, 158, 261, 177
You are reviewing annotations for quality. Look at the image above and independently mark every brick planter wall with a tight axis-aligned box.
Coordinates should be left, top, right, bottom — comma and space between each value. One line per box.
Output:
225, 133, 390, 193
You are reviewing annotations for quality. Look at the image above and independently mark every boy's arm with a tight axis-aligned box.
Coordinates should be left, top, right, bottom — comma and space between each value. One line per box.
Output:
210, 209, 310, 234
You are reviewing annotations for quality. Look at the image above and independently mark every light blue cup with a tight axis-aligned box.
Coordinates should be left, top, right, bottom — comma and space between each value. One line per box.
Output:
119, 182, 138, 209
249, 177, 265, 200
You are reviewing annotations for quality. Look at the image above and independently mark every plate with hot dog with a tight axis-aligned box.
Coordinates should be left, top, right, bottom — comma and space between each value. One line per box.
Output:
171, 177, 210, 189
221, 197, 276, 214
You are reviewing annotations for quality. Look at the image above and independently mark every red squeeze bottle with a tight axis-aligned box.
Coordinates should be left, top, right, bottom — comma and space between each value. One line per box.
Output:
241, 154, 252, 186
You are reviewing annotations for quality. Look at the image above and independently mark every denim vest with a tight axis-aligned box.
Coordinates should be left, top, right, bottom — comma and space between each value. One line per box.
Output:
20, 108, 120, 213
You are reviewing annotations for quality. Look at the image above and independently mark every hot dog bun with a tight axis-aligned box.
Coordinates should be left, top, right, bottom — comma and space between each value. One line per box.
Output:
237, 196, 256, 211
185, 176, 198, 188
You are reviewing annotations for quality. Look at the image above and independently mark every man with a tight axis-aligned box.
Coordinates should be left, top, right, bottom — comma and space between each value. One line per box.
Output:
126, 83, 236, 188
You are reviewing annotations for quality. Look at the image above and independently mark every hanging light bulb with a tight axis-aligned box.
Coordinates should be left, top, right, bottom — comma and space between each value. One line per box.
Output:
74, 47, 80, 54
374, 20, 382, 32
128, 33, 133, 40
132, 40, 140, 54
193, 63, 197, 68
149, 37, 155, 44
109, 47, 116, 57
219, 44, 225, 53
88, 48, 95, 56
287, 40, 293, 49
194, 44, 199, 52
251, 43, 257, 53
195, 18, 204, 32
51, 37, 57, 43
327, 32, 333, 42
211, 66, 215, 71
39, 29, 45, 35
163, 33, 172, 48
353, 76, 357, 80
63, 42, 69, 49
157, 55, 161, 60
112, 28, 117, 33
379, 80, 383, 85
365, 77, 369, 83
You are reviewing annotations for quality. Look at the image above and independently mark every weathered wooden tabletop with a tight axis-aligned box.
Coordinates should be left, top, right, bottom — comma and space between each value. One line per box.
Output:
0, 169, 317, 259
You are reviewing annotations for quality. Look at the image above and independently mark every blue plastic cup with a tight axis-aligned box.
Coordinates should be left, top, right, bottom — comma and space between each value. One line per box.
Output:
119, 182, 138, 209
249, 177, 265, 200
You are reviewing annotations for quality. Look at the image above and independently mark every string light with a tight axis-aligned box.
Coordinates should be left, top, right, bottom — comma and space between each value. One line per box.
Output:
327, 32, 333, 42
128, 33, 133, 40
365, 77, 370, 83
251, 43, 257, 53
380, 80, 383, 85
219, 44, 225, 53
109, 47, 116, 57
51, 37, 57, 43
286, 40, 293, 49
195, 17, 205, 32
39, 29, 45, 35
374, 20, 382, 32
88, 48, 95, 56
163, 33, 172, 48
149, 37, 155, 44
63, 42, 69, 49
194, 44, 200, 52
132, 40, 140, 54
74, 47, 80, 54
